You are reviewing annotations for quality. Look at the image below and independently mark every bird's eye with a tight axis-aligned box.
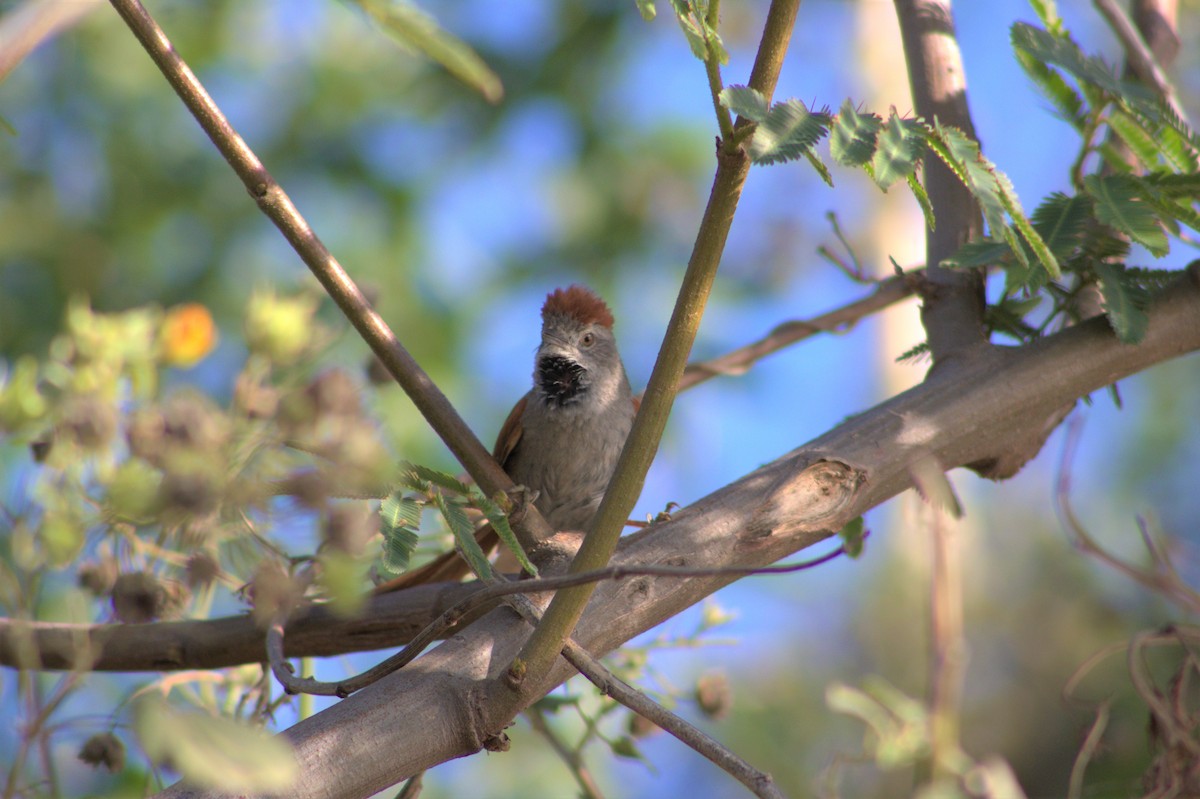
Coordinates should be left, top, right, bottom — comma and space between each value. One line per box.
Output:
580, 332, 596, 348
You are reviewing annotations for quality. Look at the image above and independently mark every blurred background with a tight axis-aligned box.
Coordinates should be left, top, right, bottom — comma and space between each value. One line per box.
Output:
1, 0, 1199, 796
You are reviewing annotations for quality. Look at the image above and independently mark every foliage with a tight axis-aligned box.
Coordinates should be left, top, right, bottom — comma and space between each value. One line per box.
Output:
0, 291, 528, 791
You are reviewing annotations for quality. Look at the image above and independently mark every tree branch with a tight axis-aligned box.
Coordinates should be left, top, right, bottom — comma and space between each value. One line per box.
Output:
893, 0, 987, 365
154, 265, 1200, 798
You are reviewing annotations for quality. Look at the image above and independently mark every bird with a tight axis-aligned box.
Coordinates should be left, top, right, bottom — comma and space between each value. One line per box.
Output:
374, 285, 638, 592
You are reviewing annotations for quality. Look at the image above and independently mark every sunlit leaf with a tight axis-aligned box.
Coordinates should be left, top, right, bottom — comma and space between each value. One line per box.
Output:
634, 0, 656, 21
398, 461, 471, 495
718, 85, 768, 123
749, 100, 831, 165
135, 698, 298, 793
830, 100, 882, 167
379, 492, 420, 573
347, 0, 503, 103
871, 112, 926, 189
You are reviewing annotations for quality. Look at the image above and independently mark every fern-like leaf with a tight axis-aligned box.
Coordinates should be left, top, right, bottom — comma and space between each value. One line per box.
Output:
830, 100, 882, 167
750, 100, 832, 165
871, 112, 926, 189
1084, 174, 1169, 256
1094, 262, 1150, 344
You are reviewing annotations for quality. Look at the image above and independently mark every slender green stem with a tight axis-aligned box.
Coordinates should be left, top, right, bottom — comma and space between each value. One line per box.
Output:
509, 0, 802, 691
696, 0, 734, 144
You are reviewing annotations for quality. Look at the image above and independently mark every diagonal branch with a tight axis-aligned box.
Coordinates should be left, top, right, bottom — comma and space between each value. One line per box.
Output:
105, 0, 552, 548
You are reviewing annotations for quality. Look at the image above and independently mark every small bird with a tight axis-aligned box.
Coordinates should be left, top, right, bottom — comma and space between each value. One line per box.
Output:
376, 285, 637, 591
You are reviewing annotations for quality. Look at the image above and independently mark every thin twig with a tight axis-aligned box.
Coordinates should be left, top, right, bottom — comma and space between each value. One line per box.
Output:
264, 567, 316, 697
1092, 0, 1190, 125
500, 590, 784, 799
1056, 416, 1200, 615
526, 705, 606, 799
559, 640, 785, 799
266, 542, 859, 697
674, 271, 916, 393
2, 671, 85, 799
1067, 702, 1110, 799
927, 501, 967, 779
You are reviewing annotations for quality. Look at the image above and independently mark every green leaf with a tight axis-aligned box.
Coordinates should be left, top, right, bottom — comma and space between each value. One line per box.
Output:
870, 112, 926, 189
718, 85, 768, 123
610, 735, 648, 762
830, 100, 882, 167
1013, 48, 1086, 130
1029, 192, 1092, 262
1143, 171, 1200, 198
634, 0, 656, 21
1010, 23, 1123, 98
135, 698, 298, 793
398, 461, 471, 495
749, 100, 831, 165
804, 149, 834, 187
942, 241, 1011, 270
1107, 110, 1162, 171
669, 0, 710, 61
349, 0, 503, 104
906, 172, 935, 232
379, 493, 420, 573
926, 123, 1004, 238
1028, 0, 1062, 32
474, 493, 537, 576
1094, 262, 1150, 344
1084, 174, 1169, 256
319, 550, 367, 616
433, 493, 492, 580
838, 517, 865, 558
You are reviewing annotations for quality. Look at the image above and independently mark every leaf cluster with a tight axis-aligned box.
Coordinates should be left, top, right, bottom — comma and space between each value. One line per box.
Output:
715, 11, 1197, 348
945, 17, 1200, 345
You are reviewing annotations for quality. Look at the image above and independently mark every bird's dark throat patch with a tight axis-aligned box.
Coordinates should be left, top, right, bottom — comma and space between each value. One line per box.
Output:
537, 355, 588, 407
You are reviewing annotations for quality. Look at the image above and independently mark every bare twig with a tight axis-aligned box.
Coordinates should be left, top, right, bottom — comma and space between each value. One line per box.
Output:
2, 671, 85, 799
105, 0, 551, 550
927, 500, 967, 779
264, 544, 858, 697
264, 567, 316, 696
1055, 416, 1200, 615
1067, 702, 1110, 799
526, 706, 606, 799
1092, 0, 1190, 125
501, 590, 784, 799
560, 639, 785, 799
674, 270, 917, 393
